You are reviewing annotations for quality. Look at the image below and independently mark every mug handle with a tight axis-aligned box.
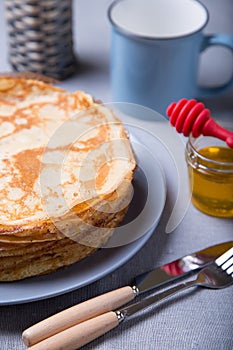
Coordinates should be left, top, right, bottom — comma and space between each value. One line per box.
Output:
196, 34, 233, 97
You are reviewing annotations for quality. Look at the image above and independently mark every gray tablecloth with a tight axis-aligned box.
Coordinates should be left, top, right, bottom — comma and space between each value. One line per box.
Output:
0, 0, 233, 349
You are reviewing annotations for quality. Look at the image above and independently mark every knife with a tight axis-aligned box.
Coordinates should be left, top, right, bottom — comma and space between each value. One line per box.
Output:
22, 241, 233, 347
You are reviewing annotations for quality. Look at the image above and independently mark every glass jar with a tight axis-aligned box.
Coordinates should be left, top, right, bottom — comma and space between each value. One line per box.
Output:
185, 123, 233, 218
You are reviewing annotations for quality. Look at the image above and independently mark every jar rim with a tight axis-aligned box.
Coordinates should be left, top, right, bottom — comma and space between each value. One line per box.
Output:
188, 133, 233, 167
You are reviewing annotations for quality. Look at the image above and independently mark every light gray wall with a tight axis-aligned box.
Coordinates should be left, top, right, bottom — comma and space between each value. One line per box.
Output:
0, 0, 232, 117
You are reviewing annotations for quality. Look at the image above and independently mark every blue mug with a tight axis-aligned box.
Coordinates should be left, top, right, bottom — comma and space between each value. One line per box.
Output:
108, 0, 233, 115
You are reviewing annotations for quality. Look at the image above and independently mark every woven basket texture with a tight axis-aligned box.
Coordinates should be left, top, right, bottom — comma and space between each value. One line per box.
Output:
5, 0, 77, 79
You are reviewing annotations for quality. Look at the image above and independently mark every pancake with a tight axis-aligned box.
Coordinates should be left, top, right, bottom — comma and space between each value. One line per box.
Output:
0, 76, 136, 281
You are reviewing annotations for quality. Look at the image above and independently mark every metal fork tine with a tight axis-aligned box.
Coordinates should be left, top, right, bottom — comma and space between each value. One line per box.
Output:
226, 265, 233, 275
222, 256, 233, 270
215, 247, 233, 267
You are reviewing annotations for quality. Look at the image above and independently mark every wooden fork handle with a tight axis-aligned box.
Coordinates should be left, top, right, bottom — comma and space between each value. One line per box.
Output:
27, 312, 119, 350
22, 286, 134, 347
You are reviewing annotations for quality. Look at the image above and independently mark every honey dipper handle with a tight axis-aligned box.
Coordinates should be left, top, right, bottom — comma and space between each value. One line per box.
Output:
22, 286, 135, 347
27, 312, 119, 350
203, 119, 233, 148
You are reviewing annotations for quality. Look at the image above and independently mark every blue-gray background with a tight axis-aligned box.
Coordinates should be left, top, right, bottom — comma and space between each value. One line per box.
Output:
0, 1, 232, 349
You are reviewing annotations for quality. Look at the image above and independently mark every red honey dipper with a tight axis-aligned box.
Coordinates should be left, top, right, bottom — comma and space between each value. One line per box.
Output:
166, 98, 233, 148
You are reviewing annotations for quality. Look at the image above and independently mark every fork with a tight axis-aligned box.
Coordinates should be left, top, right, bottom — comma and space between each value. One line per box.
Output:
26, 247, 233, 350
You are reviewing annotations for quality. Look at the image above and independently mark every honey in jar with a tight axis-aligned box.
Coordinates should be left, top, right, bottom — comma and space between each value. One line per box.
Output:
186, 131, 233, 218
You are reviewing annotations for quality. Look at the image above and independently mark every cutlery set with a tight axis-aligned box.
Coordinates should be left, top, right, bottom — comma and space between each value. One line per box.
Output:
22, 242, 233, 350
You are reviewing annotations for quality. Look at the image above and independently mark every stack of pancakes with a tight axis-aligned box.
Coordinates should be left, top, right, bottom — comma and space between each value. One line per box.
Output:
0, 76, 136, 281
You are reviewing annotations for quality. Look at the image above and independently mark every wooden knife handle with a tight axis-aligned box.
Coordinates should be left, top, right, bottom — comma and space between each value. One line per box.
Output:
27, 311, 119, 350
22, 286, 134, 346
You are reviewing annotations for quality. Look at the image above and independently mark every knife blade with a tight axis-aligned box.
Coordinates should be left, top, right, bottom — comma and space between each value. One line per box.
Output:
134, 241, 233, 292
22, 241, 233, 347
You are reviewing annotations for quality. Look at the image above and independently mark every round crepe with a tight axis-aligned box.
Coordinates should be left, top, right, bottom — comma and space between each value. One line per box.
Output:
0, 77, 136, 281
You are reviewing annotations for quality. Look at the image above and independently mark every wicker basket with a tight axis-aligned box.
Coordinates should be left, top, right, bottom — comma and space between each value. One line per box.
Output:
5, 0, 77, 80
